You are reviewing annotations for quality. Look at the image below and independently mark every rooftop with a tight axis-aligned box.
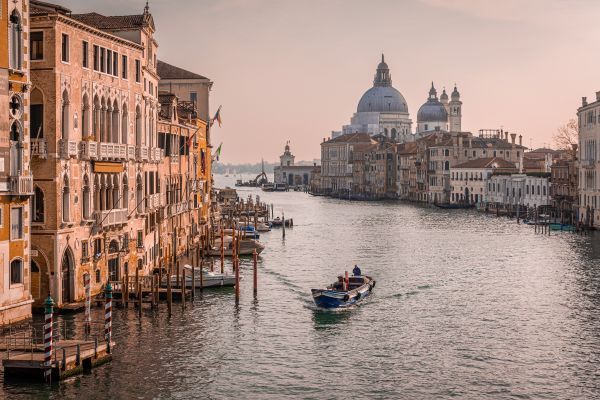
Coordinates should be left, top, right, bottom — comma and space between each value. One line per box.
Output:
157, 60, 208, 80
453, 157, 517, 170
323, 133, 376, 145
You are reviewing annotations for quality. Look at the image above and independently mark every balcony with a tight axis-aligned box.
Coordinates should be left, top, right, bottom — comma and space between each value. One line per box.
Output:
148, 193, 162, 209
127, 145, 136, 160
9, 175, 33, 195
94, 209, 128, 229
30, 139, 47, 159
98, 142, 127, 160
136, 146, 149, 162
149, 148, 164, 163
168, 201, 189, 217
80, 141, 98, 160
59, 139, 78, 159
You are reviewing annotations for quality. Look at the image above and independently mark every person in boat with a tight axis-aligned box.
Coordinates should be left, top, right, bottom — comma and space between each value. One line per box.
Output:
353, 265, 361, 276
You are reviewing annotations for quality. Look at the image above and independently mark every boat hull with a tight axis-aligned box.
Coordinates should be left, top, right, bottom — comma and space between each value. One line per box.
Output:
311, 277, 375, 309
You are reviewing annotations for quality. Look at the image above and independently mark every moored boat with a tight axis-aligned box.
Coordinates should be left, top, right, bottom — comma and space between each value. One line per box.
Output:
163, 265, 238, 288
311, 272, 375, 309
208, 238, 265, 256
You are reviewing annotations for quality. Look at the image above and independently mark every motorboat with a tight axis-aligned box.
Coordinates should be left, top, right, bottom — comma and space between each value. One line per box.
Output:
208, 238, 265, 257
311, 272, 375, 309
165, 265, 238, 288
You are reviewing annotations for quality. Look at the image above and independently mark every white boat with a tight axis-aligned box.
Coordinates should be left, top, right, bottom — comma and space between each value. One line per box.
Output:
255, 222, 271, 232
166, 264, 238, 288
208, 237, 265, 256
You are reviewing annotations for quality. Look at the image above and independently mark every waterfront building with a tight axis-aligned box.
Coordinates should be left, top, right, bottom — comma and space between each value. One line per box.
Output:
0, 0, 34, 325
487, 173, 551, 213
273, 142, 316, 187
350, 137, 397, 199
28, 1, 160, 306
577, 93, 600, 227
550, 151, 578, 223
450, 158, 517, 205
320, 133, 375, 196
157, 60, 212, 226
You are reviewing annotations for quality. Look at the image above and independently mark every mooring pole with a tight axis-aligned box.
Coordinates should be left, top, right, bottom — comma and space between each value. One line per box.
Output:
104, 283, 113, 354
235, 257, 240, 304
253, 248, 258, 297
44, 295, 54, 384
84, 273, 91, 336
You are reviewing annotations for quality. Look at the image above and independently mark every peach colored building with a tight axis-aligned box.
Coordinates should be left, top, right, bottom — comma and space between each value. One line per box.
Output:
28, 1, 161, 307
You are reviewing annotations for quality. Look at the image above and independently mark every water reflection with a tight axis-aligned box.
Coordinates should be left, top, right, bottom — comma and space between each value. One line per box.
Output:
311, 309, 353, 330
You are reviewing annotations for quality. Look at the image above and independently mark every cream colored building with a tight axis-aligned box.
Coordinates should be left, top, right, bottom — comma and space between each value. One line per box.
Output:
450, 157, 516, 205
0, 0, 34, 325
577, 93, 600, 227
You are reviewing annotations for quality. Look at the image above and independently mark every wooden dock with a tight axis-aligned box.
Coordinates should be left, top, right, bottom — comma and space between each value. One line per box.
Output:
2, 339, 114, 382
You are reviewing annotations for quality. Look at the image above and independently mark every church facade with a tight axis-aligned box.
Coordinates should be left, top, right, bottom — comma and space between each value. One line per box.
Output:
341, 55, 462, 142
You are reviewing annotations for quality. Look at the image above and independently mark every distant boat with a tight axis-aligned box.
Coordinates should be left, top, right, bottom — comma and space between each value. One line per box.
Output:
311, 273, 375, 309
262, 183, 275, 192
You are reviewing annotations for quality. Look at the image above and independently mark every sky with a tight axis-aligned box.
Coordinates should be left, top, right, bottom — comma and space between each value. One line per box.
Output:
66, 0, 600, 163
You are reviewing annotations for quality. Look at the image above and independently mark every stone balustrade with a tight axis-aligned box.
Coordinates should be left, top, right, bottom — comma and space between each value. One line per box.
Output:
9, 175, 34, 195
30, 139, 47, 159
94, 208, 128, 229
59, 139, 78, 159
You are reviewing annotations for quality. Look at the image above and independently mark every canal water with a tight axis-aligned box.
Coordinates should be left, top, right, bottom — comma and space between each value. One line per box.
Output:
4, 174, 600, 399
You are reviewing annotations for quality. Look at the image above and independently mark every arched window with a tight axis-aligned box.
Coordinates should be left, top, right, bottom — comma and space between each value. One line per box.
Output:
112, 100, 119, 143
9, 10, 22, 70
82, 93, 90, 138
83, 175, 91, 220
32, 186, 44, 223
31, 89, 44, 139
121, 103, 128, 144
10, 258, 23, 284
62, 175, 70, 222
9, 121, 23, 176
93, 95, 100, 140
444, 161, 449, 171
122, 175, 129, 210
61, 90, 70, 140
112, 175, 119, 208
391, 128, 396, 140
543, 185, 546, 196
135, 106, 142, 146
100, 97, 107, 142
136, 175, 144, 213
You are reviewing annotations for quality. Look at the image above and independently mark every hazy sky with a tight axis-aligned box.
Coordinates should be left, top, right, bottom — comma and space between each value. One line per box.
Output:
66, 0, 600, 163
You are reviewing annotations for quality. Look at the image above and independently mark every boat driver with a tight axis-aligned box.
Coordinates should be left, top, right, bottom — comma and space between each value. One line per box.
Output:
353, 265, 361, 276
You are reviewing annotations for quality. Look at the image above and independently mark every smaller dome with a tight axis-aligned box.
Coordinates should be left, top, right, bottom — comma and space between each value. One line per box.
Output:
418, 83, 448, 123
440, 89, 448, 101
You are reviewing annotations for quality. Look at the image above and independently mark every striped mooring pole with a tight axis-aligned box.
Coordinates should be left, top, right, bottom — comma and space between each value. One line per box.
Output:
104, 282, 113, 354
84, 273, 91, 336
43, 295, 54, 383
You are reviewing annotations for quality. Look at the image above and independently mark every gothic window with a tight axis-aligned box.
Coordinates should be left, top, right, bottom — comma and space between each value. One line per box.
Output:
9, 10, 22, 70
32, 186, 45, 223
112, 100, 120, 143
136, 175, 144, 213
9, 121, 23, 176
61, 90, 70, 140
121, 103, 128, 144
135, 106, 142, 146
62, 176, 70, 222
112, 175, 120, 208
93, 95, 100, 140
83, 175, 91, 220
9, 94, 22, 119
82, 93, 90, 138
444, 161, 449, 171
122, 175, 129, 210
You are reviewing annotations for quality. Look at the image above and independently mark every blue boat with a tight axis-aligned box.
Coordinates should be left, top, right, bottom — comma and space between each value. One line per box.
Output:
311, 274, 375, 309
238, 225, 260, 239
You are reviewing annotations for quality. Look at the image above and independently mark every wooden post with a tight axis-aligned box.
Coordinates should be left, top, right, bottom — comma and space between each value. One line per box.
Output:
253, 248, 258, 297
181, 268, 186, 309
124, 270, 129, 306
191, 250, 196, 300
235, 257, 240, 304
138, 281, 142, 317
282, 211, 286, 238
134, 267, 139, 307
221, 226, 225, 273
167, 269, 172, 316
199, 246, 204, 291
104, 283, 113, 354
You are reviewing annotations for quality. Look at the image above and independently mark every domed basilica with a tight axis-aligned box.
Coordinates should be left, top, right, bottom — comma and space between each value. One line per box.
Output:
340, 54, 462, 142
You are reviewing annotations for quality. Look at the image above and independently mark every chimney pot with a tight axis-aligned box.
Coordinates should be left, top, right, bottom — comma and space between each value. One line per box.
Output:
510, 133, 517, 144
519, 134, 523, 146
583, 96, 588, 106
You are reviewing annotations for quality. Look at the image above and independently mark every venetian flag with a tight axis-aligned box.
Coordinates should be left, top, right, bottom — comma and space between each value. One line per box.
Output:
215, 142, 223, 161
210, 106, 222, 128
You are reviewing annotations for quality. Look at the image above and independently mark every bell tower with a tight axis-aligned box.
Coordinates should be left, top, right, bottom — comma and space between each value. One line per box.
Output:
449, 85, 462, 132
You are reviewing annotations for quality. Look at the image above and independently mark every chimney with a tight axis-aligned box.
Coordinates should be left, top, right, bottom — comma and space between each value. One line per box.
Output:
505, 131, 509, 141
519, 134, 522, 146
596, 91, 600, 102
510, 133, 516, 144
583, 97, 588, 107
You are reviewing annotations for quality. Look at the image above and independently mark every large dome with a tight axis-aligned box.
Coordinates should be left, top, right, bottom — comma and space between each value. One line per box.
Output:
357, 86, 408, 113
